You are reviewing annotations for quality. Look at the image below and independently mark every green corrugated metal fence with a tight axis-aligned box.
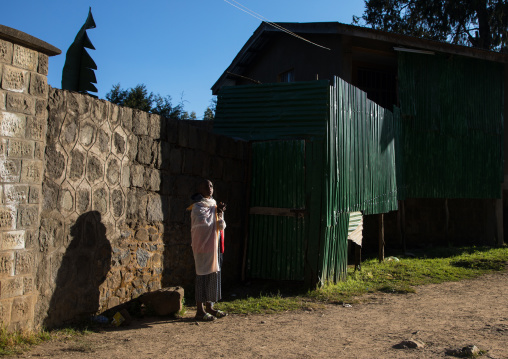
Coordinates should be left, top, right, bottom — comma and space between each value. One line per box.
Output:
247, 141, 306, 280
398, 52, 504, 199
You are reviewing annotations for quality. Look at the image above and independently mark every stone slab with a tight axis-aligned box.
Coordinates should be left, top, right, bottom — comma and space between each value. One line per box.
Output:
29, 73, 47, 98
15, 250, 34, 275
4, 184, 28, 204
1, 66, 28, 93
0, 252, 14, 277
7, 139, 34, 159
0, 159, 21, 182
0, 39, 13, 64
20, 160, 42, 183
37, 53, 48, 75
0, 205, 16, 230
0, 111, 26, 137
10, 295, 33, 324
25, 116, 47, 141
6, 92, 35, 115
12, 45, 37, 71
17, 205, 38, 229
0, 230, 25, 250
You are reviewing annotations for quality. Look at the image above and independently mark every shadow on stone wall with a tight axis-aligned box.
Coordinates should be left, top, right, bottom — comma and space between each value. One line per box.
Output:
43, 211, 111, 327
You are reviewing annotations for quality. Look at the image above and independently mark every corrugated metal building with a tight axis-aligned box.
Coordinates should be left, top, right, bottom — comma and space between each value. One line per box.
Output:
215, 78, 400, 286
212, 22, 507, 282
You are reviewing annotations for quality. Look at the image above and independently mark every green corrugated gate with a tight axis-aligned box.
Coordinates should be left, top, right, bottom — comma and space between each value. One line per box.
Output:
247, 140, 306, 280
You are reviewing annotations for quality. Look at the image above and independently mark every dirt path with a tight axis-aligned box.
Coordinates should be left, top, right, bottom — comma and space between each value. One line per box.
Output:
15, 270, 508, 359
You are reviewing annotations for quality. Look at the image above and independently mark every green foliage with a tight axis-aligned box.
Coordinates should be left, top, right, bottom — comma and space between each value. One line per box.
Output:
105, 83, 189, 120
356, 0, 508, 51
62, 7, 98, 96
203, 107, 215, 121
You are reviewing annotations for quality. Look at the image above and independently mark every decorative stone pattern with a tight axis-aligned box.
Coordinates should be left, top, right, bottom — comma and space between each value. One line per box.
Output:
39, 88, 248, 329
0, 34, 48, 331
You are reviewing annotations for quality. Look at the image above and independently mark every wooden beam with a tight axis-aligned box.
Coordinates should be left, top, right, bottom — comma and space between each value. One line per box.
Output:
249, 207, 306, 218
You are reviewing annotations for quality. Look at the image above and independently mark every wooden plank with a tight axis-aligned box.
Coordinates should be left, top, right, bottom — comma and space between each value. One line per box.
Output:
249, 207, 306, 218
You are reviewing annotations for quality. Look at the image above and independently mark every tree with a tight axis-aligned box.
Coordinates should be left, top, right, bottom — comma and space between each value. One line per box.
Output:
62, 7, 98, 96
202, 97, 217, 121
355, 0, 508, 51
203, 107, 215, 121
106, 83, 185, 120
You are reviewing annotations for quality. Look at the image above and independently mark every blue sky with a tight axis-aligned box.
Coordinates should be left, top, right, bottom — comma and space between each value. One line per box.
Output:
2, 0, 366, 118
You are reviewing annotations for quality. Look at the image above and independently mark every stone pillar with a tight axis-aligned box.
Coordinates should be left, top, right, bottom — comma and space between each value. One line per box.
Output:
0, 25, 60, 330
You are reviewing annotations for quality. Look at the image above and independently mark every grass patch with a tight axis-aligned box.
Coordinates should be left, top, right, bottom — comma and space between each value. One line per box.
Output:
0, 327, 51, 356
216, 246, 508, 315
0, 325, 95, 356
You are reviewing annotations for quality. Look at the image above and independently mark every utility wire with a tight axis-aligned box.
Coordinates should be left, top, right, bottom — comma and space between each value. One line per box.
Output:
224, 0, 331, 51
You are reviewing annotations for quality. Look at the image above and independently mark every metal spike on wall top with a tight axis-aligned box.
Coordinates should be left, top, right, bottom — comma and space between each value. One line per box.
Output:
61, 7, 98, 97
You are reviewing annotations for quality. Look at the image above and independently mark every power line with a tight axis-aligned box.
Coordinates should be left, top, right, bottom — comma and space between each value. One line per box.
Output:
224, 0, 331, 51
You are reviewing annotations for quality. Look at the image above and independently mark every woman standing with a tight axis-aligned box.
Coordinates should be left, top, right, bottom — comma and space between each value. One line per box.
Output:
190, 179, 227, 321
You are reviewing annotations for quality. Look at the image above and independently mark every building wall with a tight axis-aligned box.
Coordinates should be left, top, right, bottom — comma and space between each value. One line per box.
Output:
239, 33, 344, 85
0, 37, 49, 331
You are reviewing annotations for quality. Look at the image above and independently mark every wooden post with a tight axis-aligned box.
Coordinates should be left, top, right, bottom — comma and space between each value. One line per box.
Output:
378, 213, 385, 262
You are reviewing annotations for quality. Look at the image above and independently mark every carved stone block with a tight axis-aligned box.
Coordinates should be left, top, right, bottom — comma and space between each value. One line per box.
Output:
29, 73, 47, 98
26, 116, 47, 141
0, 111, 26, 137
15, 251, 34, 275
38, 53, 48, 75
6, 92, 35, 115
10, 296, 33, 323
0, 231, 25, 250
0, 39, 13, 64
0, 159, 21, 182
35, 98, 47, 119
0, 252, 14, 277
1, 66, 28, 93
4, 184, 28, 204
12, 45, 37, 71
28, 186, 40, 204
0, 277, 23, 299
7, 139, 34, 159
20, 161, 42, 183
17, 205, 38, 229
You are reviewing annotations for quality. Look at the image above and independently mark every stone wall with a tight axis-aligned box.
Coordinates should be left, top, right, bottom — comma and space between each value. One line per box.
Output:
0, 34, 52, 330
37, 89, 248, 327
0, 25, 248, 330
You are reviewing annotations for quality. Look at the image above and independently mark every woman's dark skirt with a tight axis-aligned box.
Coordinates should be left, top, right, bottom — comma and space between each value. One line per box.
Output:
195, 271, 222, 303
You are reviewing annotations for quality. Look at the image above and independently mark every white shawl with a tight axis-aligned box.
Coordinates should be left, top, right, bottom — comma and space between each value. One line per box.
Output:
191, 197, 226, 275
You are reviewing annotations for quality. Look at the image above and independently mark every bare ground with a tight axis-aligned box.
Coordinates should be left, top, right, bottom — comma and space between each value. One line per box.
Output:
13, 269, 508, 359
